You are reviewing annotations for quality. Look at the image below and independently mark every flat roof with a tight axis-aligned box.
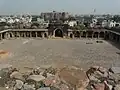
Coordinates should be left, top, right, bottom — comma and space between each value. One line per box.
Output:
0, 29, 12, 33
11, 29, 48, 31
109, 30, 120, 35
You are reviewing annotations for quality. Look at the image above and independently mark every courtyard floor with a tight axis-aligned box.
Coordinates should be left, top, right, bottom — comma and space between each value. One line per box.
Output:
0, 38, 120, 70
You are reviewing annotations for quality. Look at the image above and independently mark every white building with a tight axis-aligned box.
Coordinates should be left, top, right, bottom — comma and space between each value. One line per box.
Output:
108, 20, 116, 28
68, 21, 77, 27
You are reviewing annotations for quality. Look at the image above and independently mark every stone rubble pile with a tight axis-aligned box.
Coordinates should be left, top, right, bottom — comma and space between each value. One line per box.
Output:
86, 66, 120, 90
0, 64, 120, 90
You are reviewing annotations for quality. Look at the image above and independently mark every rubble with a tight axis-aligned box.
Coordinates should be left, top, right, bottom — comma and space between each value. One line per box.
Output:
14, 80, 24, 90
23, 83, 35, 90
0, 64, 120, 90
27, 75, 45, 82
37, 87, 51, 90
109, 67, 120, 74
10, 71, 25, 81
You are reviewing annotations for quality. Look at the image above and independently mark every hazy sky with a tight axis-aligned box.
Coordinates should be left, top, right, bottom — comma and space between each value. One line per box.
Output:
0, 0, 120, 15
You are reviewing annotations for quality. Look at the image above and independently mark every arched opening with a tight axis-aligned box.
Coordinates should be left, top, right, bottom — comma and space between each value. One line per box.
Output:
74, 31, 80, 38
37, 32, 42, 37
2, 33, 5, 39
9, 33, 12, 38
81, 31, 86, 38
104, 31, 109, 40
20, 32, 24, 37
93, 32, 99, 38
31, 31, 36, 37
117, 35, 119, 42
55, 29, 63, 37
70, 33, 73, 38
44, 33, 47, 38
14, 32, 17, 37
87, 31, 93, 38
26, 32, 30, 37
99, 32, 104, 38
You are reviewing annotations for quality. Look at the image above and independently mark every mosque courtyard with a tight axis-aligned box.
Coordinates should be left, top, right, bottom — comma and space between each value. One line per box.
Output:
0, 38, 119, 70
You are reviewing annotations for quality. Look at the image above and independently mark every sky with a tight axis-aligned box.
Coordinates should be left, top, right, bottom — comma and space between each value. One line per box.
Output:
0, 0, 120, 15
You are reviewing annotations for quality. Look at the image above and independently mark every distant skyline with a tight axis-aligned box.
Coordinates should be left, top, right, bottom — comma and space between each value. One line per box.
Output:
0, 0, 120, 15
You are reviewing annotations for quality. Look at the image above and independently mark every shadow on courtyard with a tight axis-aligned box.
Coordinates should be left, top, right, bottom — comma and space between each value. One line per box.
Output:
106, 40, 120, 54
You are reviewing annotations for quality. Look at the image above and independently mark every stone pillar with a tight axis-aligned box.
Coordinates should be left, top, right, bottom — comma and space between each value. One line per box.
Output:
35, 32, 38, 37
0, 34, 2, 40
4, 33, 7, 39
11, 32, 14, 38
98, 33, 100, 39
24, 32, 26, 38
86, 32, 88, 38
30, 32, 32, 38
110, 33, 113, 40
72, 34, 74, 39
79, 32, 81, 38
42, 33, 44, 38
115, 35, 118, 42
16, 32, 19, 37
92, 33, 94, 39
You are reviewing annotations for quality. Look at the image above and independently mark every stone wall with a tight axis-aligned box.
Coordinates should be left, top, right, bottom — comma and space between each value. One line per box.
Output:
1, 29, 120, 42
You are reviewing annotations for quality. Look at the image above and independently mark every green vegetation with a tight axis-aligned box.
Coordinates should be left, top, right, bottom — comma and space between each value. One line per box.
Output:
73, 24, 87, 30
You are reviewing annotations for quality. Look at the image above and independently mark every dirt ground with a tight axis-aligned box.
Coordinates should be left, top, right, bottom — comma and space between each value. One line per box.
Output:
0, 38, 120, 71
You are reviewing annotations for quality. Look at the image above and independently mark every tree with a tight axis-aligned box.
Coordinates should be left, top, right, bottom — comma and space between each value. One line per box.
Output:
73, 24, 86, 30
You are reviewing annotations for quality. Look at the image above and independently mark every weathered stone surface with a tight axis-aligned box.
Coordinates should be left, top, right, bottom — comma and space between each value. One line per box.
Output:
93, 83, 105, 90
98, 67, 107, 74
37, 87, 50, 90
58, 67, 89, 89
114, 84, 120, 90
5, 80, 16, 89
32, 67, 42, 75
14, 80, 24, 89
10, 71, 24, 81
59, 84, 69, 90
43, 75, 61, 87
109, 67, 120, 74
0, 64, 13, 87
43, 76, 55, 86
23, 83, 35, 90
109, 74, 120, 84
104, 81, 113, 90
45, 67, 57, 75
28, 75, 45, 82
50, 86, 60, 90
89, 75, 101, 83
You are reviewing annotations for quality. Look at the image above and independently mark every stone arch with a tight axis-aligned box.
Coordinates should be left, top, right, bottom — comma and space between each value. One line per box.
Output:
37, 32, 42, 37
4, 32, 11, 39
74, 31, 80, 38
20, 32, 24, 37
87, 31, 93, 38
81, 31, 86, 38
31, 31, 36, 37
26, 32, 30, 37
104, 31, 109, 40
70, 33, 73, 38
93, 32, 99, 38
54, 28, 63, 37
14, 32, 17, 37
9, 33, 13, 38
44, 33, 48, 38
99, 32, 105, 38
